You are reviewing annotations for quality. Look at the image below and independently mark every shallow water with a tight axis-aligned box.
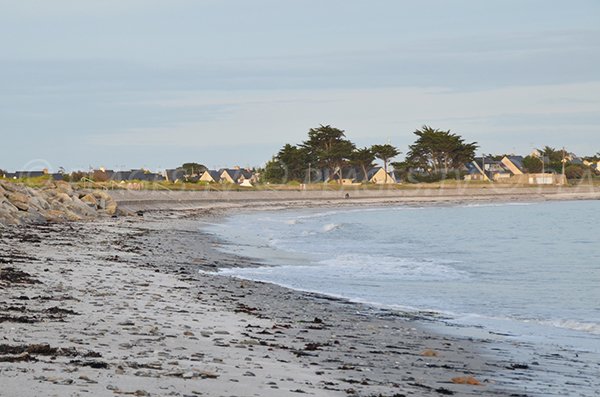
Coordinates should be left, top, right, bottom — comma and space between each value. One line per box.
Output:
206, 200, 600, 354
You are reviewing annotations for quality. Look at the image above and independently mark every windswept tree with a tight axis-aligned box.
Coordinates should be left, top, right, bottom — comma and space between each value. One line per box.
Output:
350, 147, 375, 182
276, 144, 312, 182
536, 146, 564, 173
406, 126, 478, 174
301, 125, 355, 182
522, 155, 543, 173
181, 162, 207, 176
262, 157, 286, 183
371, 144, 400, 182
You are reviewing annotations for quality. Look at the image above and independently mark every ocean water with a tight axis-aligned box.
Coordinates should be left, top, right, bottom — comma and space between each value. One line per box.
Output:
205, 200, 600, 353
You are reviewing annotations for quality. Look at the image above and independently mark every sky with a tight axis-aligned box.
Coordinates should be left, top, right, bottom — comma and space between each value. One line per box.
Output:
1, 0, 599, 172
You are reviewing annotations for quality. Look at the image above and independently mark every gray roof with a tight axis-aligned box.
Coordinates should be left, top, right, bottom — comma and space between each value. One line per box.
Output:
203, 170, 221, 181
166, 168, 186, 182
505, 156, 525, 172
9, 171, 47, 178
220, 169, 253, 181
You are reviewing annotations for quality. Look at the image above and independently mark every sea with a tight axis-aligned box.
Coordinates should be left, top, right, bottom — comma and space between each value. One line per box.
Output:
204, 200, 600, 390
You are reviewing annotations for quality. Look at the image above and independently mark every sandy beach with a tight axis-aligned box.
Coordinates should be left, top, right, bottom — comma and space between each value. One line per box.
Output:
2, 188, 599, 396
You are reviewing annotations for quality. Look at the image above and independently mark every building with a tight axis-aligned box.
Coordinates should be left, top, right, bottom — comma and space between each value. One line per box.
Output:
500, 156, 525, 175
220, 168, 254, 184
165, 168, 186, 183
368, 167, 397, 184
199, 170, 221, 183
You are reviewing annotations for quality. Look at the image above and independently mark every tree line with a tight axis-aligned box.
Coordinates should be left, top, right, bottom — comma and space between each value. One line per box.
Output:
262, 125, 479, 183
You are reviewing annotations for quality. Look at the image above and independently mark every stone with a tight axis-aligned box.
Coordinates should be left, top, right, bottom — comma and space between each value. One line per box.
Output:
29, 195, 51, 210
54, 192, 73, 204
80, 194, 98, 208
54, 180, 73, 194
7, 192, 30, 211
105, 200, 118, 216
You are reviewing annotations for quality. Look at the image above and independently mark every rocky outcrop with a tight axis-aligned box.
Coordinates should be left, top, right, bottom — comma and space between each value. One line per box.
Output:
0, 180, 120, 226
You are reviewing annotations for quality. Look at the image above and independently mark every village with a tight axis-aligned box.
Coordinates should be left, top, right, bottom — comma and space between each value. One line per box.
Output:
2, 126, 600, 188
2, 151, 600, 188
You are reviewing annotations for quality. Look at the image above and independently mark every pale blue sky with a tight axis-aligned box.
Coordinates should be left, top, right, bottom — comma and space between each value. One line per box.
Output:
1, 0, 599, 171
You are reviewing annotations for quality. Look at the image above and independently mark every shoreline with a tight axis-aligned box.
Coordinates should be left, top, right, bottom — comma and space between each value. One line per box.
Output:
1, 197, 599, 395
109, 186, 600, 213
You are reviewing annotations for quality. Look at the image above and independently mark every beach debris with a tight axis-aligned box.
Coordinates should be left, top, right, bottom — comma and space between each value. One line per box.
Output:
0, 343, 101, 361
507, 363, 530, 370
421, 349, 439, 357
0, 267, 40, 285
304, 342, 324, 351
450, 376, 481, 385
69, 359, 110, 369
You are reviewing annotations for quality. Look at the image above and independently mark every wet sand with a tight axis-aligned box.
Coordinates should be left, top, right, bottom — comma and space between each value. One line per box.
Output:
1, 191, 599, 396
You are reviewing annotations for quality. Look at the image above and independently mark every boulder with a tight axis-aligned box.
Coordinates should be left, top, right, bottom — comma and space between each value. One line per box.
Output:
67, 198, 97, 217
53, 192, 73, 204
7, 192, 30, 211
0, 180, 16, 192
29, 195, 51, 211
0, 197, 19, 213
0, 181, 121, 226
54, 180, 73, 194
0, 208, 20, 225
80, 194, 98, 208
104, 200, 118, 216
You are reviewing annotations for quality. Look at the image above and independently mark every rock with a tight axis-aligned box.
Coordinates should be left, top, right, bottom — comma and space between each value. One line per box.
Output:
105, 200, 118, 216
53, 192, 73, 204
80, 194, 98, 208
54, 180, 73, 194
29, 195, 51, 210
7, 192, 30, 211
0, 181, 121, 226
182, 371, 196, 379
0, 180, 16, 192
67, 198, 97, 217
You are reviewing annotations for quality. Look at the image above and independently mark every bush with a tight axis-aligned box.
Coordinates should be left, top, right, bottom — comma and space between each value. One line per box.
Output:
565, 164, 585, 179
407, 171, 464, 183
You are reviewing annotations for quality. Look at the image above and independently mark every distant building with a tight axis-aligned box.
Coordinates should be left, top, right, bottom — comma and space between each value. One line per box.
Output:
220, 168, 254, 184
368, 167, 397, 184
199, 170, 221, 183
501, 156, 525, 175
165, 168, 186, 183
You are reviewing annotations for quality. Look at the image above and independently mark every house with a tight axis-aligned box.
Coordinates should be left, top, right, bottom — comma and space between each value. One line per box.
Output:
112, 171, 132, 182
220, 168, 254, 184
330, 167, 366, 185
165, 168, 186, 183
199, 170, 221, 183
6, 170, 48, 179
464, 157, 515, 182
501, 156, 525, 175
368, 167, 397, 184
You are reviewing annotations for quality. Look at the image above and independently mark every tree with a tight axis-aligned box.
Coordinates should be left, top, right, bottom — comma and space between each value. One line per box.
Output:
565, 164, 585, 179
301, 125, 355, 182
406, 125, 478, 174
371, 144, 400, 182
181, 162, 207, 176
523, 155, 543, 173
274, 144, 312, 182
536, 146, 563, 173
350, 147, 375, 182
262, 158, 286, 183
92, 169, 110, 182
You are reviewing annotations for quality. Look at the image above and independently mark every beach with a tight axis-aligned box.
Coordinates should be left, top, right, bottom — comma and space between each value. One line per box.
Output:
2, 188, 600, 396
